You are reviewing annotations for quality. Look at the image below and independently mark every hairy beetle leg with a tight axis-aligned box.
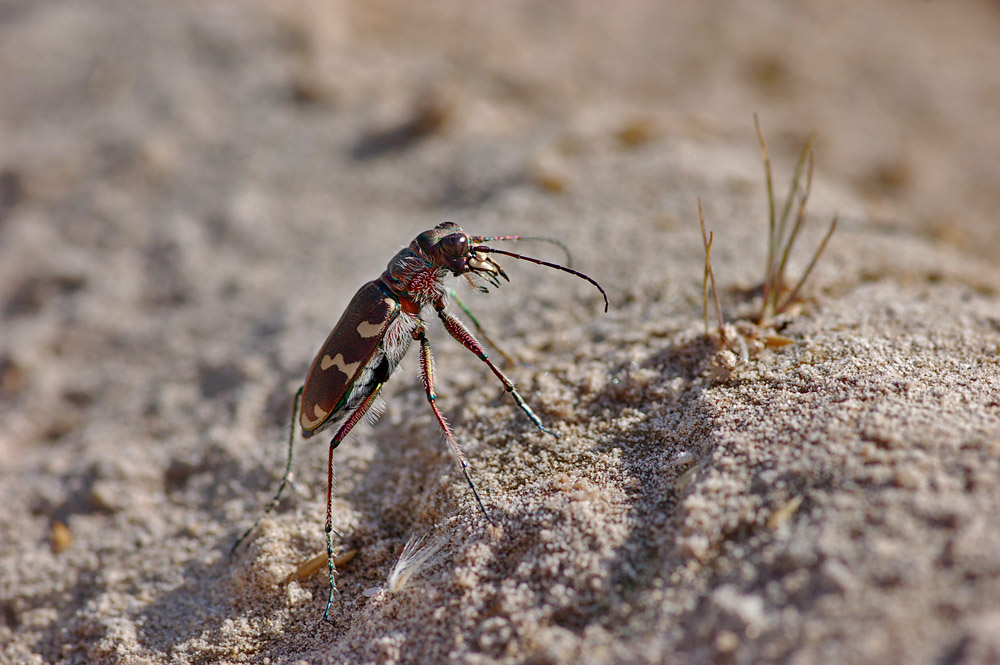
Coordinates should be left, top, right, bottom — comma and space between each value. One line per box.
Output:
436, 303, 559, 439
321, 382, 385, 624
449, 288, 518, 367
414, 326, 498, 527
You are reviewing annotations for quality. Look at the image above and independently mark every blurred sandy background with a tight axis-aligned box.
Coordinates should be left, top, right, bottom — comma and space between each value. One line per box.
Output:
2, 1, 999, 664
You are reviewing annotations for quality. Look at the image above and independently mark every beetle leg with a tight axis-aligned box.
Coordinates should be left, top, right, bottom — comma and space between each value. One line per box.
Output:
231, 385, 305, 555
413, 326, 498, 527
449, 289, 518, 367
434, 303, 559, 439
320, 382, 384, 625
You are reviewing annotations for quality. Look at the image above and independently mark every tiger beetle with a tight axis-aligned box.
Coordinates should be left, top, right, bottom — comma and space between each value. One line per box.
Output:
232, 221, 608, 623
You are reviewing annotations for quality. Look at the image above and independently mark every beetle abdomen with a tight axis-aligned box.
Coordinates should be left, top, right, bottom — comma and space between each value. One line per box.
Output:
299, 281, 401, 434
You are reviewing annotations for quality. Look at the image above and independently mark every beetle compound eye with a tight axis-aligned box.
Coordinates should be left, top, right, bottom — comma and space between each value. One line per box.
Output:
441, 233, 468, 257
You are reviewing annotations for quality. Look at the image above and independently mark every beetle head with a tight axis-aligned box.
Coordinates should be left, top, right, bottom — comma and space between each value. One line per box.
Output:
409, 222, 608, 311
415, 221, 508, 284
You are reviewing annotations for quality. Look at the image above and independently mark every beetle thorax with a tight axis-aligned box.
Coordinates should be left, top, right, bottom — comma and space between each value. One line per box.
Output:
381, 252, 450, 306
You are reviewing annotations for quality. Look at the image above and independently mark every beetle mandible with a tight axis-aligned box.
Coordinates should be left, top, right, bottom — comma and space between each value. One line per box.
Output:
234, 221, 608, 622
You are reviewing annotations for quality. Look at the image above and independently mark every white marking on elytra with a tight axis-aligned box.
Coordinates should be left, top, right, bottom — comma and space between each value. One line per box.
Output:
302, 403, 330, 429
321, 353, 361, 377
357, 320, 382, 338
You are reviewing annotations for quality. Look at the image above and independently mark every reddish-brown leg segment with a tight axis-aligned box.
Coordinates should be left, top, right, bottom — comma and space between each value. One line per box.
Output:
413, 325, 497, 527
434, 302, 557, 438
320, 382, 383, 624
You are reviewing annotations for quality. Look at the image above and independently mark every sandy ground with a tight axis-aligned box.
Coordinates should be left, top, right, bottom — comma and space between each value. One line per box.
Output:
2, 1, 1000, 663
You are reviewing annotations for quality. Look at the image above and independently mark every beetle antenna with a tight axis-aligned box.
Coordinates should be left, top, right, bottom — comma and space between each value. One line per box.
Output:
471, 246, 608, 312
469, 235, 574, 268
